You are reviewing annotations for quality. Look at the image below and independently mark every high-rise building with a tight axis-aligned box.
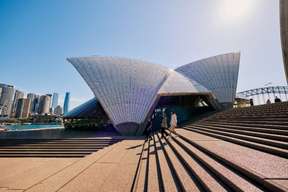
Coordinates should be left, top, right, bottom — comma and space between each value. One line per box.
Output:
27, 93, 37, 114
0, 84, 15, 117
63, 92, 70, 115
0, 87, 2, 99
15, 98, 31, 118
38, 94, 52, 115
27, 93, 36, 102
32, 95, 40, 114
11, 90, 24, 117
54, 105, 63, 116
51, 93, 59, 110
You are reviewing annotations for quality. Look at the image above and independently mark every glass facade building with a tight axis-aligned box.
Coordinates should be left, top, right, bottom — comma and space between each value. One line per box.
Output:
63, 92, 70, 115
51, 93, 59, 110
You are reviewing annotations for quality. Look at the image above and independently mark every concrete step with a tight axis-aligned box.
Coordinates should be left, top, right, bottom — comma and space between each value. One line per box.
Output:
157, 133, 200, 191
0, 152, 91, 157
134, 140, 149, 191
213, 112, 288, 116
211, 114, 288, 120
206, 120, 288, 126
172, 130, 288, 192
0, 138, 121, 158
210, 117, 288, 122
130, 140, 146, 192
219, 109, 288, 113
216, 113, 288, 118
0, 143, 115, 148
0, 140, 118, 145
164, 134, 228, 192
199, 122, 288, 136
203, 121, 288, 130
184, 128, 288, 159
188, 126, 288, 150
151, 135, 165, 192
167, 132, 264, 192
0, 138, 122, 142
0, 148, 100, 152
0, 146, 104, 149
147, 137, 161, 192
201, 122, 288, 134
227, 109, 288, 112
189, 124, 288, 142
153, 134, 177, 192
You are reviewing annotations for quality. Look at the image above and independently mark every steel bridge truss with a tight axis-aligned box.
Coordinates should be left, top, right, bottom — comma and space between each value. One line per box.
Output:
236, 86, 288, 104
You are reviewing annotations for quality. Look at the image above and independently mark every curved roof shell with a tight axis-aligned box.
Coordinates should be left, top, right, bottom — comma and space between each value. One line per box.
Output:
68, 56, 169, 135
68, 53, 240, 135
176, 52, 240, 104
64, 98, 98, 118
158, 70, 210, 96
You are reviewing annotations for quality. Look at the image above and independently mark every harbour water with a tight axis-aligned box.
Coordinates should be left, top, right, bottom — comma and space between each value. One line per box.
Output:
5, 123, 64, 131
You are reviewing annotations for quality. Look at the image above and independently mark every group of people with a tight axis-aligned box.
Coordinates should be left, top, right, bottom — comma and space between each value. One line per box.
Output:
145, 111, 178, 139
160, 111, 177, 138
250, 96, 282, 106
266, 96, 282, 104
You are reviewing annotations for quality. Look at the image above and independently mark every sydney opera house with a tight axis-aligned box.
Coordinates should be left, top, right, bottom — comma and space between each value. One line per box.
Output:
65, 52, 240, 135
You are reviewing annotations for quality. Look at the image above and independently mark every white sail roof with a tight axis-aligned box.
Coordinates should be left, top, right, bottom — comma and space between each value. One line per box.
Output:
176, 52, 240, 104
158, 70, 210, 95
68, 56, 169, 134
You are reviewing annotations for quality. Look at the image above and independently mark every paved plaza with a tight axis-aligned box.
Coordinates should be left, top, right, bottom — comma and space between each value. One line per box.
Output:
0, 128, 287, 192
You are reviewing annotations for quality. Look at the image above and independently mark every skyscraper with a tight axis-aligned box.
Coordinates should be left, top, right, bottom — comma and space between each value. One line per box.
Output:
15, 98, 31, 118
51, 93, 59, 110
27, 93, 37, 114
0, 84, 15, 117
63, 92, 70, 115
38, 94, 51, 115
54, 105, 63, 116
27, 93, 36, 102
32, 95, 40, 114
11, 90, 24, 117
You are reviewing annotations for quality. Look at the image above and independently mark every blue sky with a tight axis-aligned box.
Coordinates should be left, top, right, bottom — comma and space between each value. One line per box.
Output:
0, 0, 286, 108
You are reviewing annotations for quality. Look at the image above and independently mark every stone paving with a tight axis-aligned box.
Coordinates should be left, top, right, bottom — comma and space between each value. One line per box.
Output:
0, 138, 144, 192
0, 130, 287, 191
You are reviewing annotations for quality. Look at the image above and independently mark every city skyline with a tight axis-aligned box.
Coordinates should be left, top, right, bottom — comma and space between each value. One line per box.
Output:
0, 82, 68, 118
0, 83, 76, 109
0, 0, 287, 108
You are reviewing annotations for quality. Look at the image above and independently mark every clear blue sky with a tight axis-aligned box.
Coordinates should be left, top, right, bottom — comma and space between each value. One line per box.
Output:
0, 0, 286, 108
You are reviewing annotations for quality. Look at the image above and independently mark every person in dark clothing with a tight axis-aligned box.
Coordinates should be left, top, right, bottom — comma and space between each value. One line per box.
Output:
266, 99, 271, 104
160, 112, 168, 139
145, 119, 152, 140
249, 98, 254, 106
275, 96, 282, 103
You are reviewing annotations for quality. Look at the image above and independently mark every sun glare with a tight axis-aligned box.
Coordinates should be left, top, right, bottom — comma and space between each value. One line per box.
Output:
218, 0, 255, 23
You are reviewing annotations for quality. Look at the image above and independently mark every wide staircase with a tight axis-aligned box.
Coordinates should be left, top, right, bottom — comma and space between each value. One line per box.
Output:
131, 102, 288, 192
185, 101, 288, 159
0, 137, 122, 157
